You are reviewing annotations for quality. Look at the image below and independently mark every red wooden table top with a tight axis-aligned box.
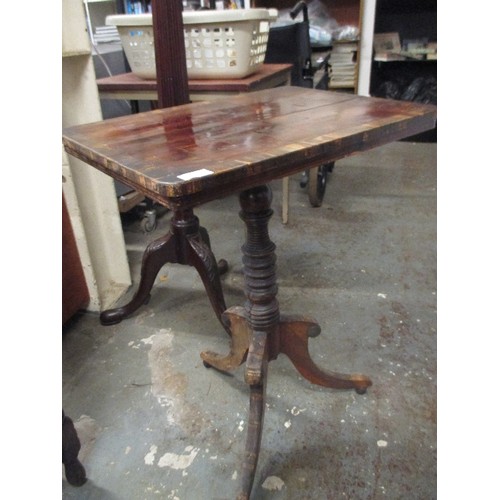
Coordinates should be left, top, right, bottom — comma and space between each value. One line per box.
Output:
63, 86, 436, 209
96, 64, 293, 94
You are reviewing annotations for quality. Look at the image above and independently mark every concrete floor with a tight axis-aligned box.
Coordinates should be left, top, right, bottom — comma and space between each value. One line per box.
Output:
62, 141, 437, 500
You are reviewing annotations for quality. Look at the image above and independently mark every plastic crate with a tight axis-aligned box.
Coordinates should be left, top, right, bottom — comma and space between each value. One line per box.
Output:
106, 9, 277, 80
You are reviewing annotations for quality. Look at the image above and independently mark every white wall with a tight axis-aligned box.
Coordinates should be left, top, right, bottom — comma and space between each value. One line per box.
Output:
357, 0, 377, 96
62, 0, 131, 311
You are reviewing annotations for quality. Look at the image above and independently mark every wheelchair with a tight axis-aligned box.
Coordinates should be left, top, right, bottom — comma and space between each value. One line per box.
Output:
264, 0, 335, 207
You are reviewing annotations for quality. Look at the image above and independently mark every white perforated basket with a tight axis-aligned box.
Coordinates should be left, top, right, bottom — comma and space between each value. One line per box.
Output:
106, 9, 277, 80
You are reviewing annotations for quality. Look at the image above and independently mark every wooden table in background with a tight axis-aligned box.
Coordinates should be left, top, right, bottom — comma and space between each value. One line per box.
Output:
96, 63, 293, 102
63, 86, 436, 499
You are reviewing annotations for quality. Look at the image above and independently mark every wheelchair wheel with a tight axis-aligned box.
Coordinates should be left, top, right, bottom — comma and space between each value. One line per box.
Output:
140, 209, 157, 233
308, 163, 330, 207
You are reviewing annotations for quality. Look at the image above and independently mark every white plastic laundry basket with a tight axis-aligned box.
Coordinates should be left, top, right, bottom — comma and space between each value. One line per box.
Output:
107, 9, 277, 80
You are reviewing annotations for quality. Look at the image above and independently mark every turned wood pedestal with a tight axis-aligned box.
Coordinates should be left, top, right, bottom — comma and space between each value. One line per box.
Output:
202, 185, 371, 498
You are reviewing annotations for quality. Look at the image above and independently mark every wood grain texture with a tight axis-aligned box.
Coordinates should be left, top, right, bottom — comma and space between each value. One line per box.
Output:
63, 86, 436, 209
151, 0, 189, 108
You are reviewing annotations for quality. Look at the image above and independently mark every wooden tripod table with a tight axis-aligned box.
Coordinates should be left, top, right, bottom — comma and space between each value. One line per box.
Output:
63, 86, 436, 499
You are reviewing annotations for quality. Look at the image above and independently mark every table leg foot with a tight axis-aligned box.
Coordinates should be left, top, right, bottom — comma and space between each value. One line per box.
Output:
237, 328, 268, 500
200, 307, 249, 370
100, 231, 176, 325
278, 315, 372, 393
200, 305, 268, 500
237, 381, 266, 500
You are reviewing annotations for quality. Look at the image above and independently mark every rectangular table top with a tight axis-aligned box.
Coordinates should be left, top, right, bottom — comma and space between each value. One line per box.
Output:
96, 64, 293, 95
63, 86, 436, 209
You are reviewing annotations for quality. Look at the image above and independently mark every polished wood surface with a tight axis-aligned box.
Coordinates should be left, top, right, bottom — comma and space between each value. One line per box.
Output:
96, 64, 292, 95
63, 86, 436, 209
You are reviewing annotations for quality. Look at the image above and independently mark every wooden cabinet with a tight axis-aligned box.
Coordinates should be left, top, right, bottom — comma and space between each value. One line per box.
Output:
62, 194, 89, 325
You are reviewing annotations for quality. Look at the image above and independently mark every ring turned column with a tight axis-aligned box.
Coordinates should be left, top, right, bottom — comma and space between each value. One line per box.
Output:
201, 184, 372, 499
237, 185, 280, 499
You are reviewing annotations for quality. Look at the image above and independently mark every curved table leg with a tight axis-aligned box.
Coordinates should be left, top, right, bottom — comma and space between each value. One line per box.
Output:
199, 225, 229, 275
100, 231, 176, 325
100, 208, 229, 329
238, 385, 266, 500
201, 306, 250, 370
278, 315, 372, 394
187, 232, 231, 336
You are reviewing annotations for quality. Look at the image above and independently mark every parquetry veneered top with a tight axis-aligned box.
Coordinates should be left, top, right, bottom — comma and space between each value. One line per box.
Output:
63, 86, 436, 209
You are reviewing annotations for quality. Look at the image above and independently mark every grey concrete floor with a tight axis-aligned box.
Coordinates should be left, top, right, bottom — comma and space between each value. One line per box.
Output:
62, 141, 436, 500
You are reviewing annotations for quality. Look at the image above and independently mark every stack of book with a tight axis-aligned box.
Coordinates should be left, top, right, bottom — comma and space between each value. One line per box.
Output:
400, 40, 437, 60
93, 26, 121, 44
373, 32, 404, 61
328, 41, 358, 89
373, 33, 437, 61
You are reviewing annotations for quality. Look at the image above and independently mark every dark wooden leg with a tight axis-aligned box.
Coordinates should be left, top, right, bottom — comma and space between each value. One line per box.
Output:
186, 230, 231, 336
100, 208, 229, 332
62, 411, 87, 487
201, 306, 250, 370
100, 231, 176, 325
238, 363, 267, 500
278, 315, 372, 394
203, 311, 372, 394
199, 226, 229, 275
236, 185, 279, 500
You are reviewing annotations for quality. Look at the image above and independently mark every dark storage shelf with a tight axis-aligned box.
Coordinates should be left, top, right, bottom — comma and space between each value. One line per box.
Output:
370, 0, 436, 142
